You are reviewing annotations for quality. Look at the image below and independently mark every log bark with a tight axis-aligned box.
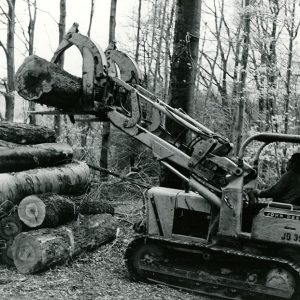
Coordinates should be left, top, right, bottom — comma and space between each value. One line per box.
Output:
18, 194, 76, 228
79, 198, 114, 215
0, 143, 73, 173
0, 161, 90, 213
0, 214, 22, 240
15, 55, 83, 111
0, 140, 18, 148
12, 213, 117, 274
0, 122, 56, 144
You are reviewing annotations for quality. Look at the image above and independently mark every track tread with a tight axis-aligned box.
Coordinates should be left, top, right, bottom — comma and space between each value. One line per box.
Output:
125, 235, 300, 300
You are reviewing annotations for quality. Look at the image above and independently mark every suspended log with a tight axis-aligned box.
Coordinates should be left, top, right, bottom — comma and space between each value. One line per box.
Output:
18, 194, 76, 228
0, 122, 56, 144
1, 239, 14, 266
12, 213, 117, 274
15, 55, 83, 111
0, 143, 73, 173
0, 161, 90, 213
0, 214, 22, 240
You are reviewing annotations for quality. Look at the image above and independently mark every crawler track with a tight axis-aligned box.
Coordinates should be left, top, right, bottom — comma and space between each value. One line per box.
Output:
125, 236, 300, 300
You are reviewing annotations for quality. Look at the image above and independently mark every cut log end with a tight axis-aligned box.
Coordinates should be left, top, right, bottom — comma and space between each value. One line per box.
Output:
12, 234, 41, 273
18, 196, 46, 227
15, 55, 83, 110
0, 214, 22, 240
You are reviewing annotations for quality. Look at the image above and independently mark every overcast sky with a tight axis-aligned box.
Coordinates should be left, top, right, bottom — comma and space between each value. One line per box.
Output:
0, 0, 137, 78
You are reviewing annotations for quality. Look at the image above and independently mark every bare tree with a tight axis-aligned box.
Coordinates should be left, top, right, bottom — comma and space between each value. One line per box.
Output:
87, 0, 95, 38
146, 0, 158, 86
0, 0, 16, 121
53, 0, 66, 136
153, 0, 168, 93
25, 0, 37, 124
135, 0, 142, 62
232, 0, 251, 155
283, 0, 299, 134
163, 0, 175, 100
100, 0, 117, 178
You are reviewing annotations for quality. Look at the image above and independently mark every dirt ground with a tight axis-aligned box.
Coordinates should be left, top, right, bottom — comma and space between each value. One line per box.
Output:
0, 198, 209, 300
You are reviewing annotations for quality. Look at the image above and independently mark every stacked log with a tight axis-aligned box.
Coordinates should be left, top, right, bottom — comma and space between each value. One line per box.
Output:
0, 161, 90, 213
0, 214, 22, 240
0, 122, 56, 145
0, 143, 73, 173
0, 214, 23, 266
18, 194, 76, 228
0, 122, 117, 272
12, 214, 117, 274
18, 194, 114, 229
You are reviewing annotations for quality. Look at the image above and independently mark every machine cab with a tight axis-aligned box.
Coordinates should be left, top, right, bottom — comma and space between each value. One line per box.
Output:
218, 133, 300, 245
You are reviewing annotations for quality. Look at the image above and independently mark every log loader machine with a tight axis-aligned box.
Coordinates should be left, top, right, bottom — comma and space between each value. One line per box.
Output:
15, 23, 300, 299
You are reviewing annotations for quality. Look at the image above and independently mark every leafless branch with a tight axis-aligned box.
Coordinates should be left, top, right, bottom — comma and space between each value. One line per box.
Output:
87, 0, 95, 37
0, 5, 10, 21
0, 39, 8, 58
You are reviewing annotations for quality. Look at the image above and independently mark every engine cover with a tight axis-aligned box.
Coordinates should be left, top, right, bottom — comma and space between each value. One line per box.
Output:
252, 205, 300, 246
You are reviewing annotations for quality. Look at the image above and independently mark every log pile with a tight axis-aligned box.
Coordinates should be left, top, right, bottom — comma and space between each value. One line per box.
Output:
0, 122, 116, 273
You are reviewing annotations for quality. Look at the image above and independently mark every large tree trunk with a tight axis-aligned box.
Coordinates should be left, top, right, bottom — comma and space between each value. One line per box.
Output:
0, 143, 73, 173
12, 213, 117, 274
161, 0, 201, 188
0, 161, 90, 213
167, 0, 201, 138
0, 121, 56, 144
15, 55, 83, 111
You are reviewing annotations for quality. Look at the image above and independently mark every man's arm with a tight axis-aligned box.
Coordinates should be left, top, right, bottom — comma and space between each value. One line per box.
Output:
259, 172, 291, 199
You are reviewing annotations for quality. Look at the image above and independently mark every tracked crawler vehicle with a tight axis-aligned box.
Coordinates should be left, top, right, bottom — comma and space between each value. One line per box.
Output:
15, 24, 300, 299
